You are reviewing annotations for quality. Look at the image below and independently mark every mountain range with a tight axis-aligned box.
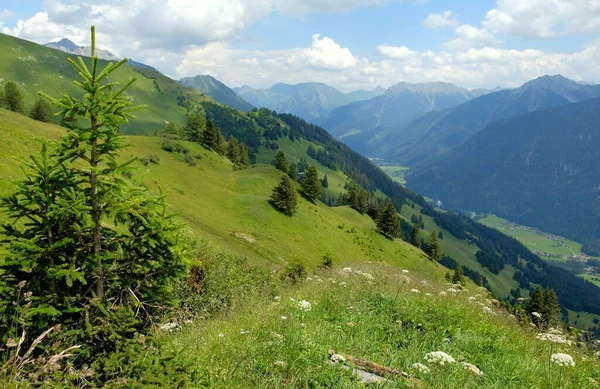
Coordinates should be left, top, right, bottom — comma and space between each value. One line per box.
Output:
234, 82, 385, 121
313, 81, 484, 156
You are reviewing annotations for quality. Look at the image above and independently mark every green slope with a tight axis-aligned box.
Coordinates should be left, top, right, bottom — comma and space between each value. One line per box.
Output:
0, 32, 213, 134
180, 74, 254, 111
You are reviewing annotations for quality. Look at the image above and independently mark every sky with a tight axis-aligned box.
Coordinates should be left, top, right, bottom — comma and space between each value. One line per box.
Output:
2, 0, 600, 92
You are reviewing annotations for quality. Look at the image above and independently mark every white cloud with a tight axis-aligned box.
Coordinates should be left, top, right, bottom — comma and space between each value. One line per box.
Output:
274, 0, 385, 16
378, 45, 418, 60
303, 34, 358, 69
0, 9, 12, 20
483, 0, 600, 39
422, 10, 458, 28
443, 24, 501, 51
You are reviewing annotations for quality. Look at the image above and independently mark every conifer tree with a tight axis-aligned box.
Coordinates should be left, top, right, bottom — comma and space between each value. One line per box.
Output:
376, 201, 400, 238
411, 224, 421, 248
438, 230, 444, 240
160, 121, 184, 139
542, 288, 562, 327
29, 97, 53, 122
321, 174, 329, 188
357, 187, 368, 214
0, 27, 187, 376
366, 192, 380, 220
301, 165, 322, 202
227, 136, 240, 164
427, 230, 442, 261
452, 265, 465, 285
274, 150, 288, 173
270, 174, 298, 215
288, 163, 298, 181
4, 81, 25, 113
239, 143, 250, 166
185, 113, 205, 142
202, 120, 221, 151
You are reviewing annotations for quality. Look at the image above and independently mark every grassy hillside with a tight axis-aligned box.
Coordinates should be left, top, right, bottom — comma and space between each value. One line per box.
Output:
0, 32, 213, 134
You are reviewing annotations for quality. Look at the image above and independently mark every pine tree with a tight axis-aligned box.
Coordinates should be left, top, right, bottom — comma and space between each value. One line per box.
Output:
438, 230, 444, 240
427, 230, 442, 261
288, 163, 298, 181
542, 288, 562, 327
527, 286, 545, 325
270, 175, 298, 215
452, 265, 465, 285
184, 113, 206, 142
321, 174, 329, 188
227, 136, 240, 164
366, 193, 380, 220
160, 121, 184, 139
411, 224, 421, 248
239, 143, 250, 166
4, 81, 25, 113
301, 165, 322, 202
0, 27, 187, 376
29, 97, 53, 122
202, 120, 221, 151
357, 187, 368, 214
478, 275, 484, 287
274, 150, 288, 173
376, 201, 400, 238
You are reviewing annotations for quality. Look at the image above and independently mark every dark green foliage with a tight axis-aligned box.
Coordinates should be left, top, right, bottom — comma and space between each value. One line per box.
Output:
140, 154, 161, 166
427, 230, 442, 261
184, 154, 198, 166
376, 201, 400, 238
280, 257, 306, 284
270, 175, 298, 216
238, 143, 250, 166
527, 287, 562, 329
321, 174, 329, 188
0, 27, 188, 381
201, 120, 222, 151
288, 163, 298, 180
227, 136, 241, 164
411, 224, 421, 248
345, 182, 368, 214
452, 265, 465, 285
184, 113, 206, 142
161, 139, 190, 154
29, 97, 53, 122
274, 150, 288, 173
3, 81, 25, 113
438, 230, 443, 240
301, 165, 322, 203
157, 121, 185, 139
439, 255, 490, 289
320, 252, 334, 269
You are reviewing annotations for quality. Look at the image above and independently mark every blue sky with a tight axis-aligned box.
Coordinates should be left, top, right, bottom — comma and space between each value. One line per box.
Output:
2, 1, 600, 92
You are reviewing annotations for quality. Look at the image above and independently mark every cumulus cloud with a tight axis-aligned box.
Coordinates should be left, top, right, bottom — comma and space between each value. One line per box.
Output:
274, 0, 386, 16
483, 0, 600, 39
303, 34, 358, 69
422, 10, 458, 28
443, 24, 501, 51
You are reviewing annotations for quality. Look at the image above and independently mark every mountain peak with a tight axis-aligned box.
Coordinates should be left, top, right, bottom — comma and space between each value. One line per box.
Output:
519, 74, 579, 91
386, 81, 469, 96
49, 38, 79, 51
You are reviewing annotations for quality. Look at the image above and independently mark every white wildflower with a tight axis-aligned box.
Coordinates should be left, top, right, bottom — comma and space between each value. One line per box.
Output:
240, 329, 250, 335
491, 299, 499, 305
159, 322, 179, 332
548, 328, 563, 335
328, 278, 337, 284
274, 296, 281, 301
529, 323, 537, 328
343, 267, 353, 273
462, 362, 484, 376
452, 283, 462, 289
274, 360, 287, 367
281, 316, 288, 320
531, 312, 542, 318
420, 280, 429, 286
6, 338, 17, 348
331, 353, 346, 363
537, 333, 572, 346
508, 314, 517, 320
306, 277, 313, 281
360, 272, 374, 280
218, 333, 225, 340
184, 319, 193, 324
438, 291, 448, 296
290, 298, 295, 302
482, 306, 493, 314
298, 300, 312, 312
402, 270, 409, 274
411, 363, 430, 374
270, 331, 284, 341
425, 351, 455, 366
316, 278, 324, 283
410, 289, 420, 293
468, 296, 477, 303
425, 293, 433, 296
339, 282, 348, 287
551, 353, 575, 367
400, 275, 412, 283
299, 323, 306, 328
447, 288, 458, 293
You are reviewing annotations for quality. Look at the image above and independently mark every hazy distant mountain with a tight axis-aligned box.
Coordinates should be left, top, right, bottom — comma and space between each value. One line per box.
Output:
383, 75, 600, 164
313, 81, 474, 156
406, 97, 600, 253
233, 82, 384, 121
44, 38, 156, 71
346, 86, 386, 102
180, 75, 254, 111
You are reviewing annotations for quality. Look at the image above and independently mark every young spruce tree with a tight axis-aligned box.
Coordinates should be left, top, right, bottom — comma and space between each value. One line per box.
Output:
376, 201, 400, 238
301, 165, 322, 203
270, 175, 298, 215
29, 97, 53, 122
274, 150, 288, 173
0, 26, 187, 377
427, 230, 442, 261
3, 81, 25, 113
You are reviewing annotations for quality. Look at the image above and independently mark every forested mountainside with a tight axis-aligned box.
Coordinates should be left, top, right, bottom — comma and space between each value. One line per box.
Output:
381, 75, 600, 164
407, 97, 600, 257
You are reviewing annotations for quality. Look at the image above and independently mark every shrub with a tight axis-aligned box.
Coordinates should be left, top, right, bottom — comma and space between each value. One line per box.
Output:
161, 139, 190, 154
320, 252, 334, 269
280, 257, 306, 284
140, 154, 161, 166
184, 154, 197, 167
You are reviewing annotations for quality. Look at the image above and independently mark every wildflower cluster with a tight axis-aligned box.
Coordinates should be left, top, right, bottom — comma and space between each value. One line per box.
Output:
550, 353, 575, 367
424, 351, 455, 366
462, 362, 484, 376
298, 300, 312, 312
536, 332, 572, 346
411, 362, 430, 374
